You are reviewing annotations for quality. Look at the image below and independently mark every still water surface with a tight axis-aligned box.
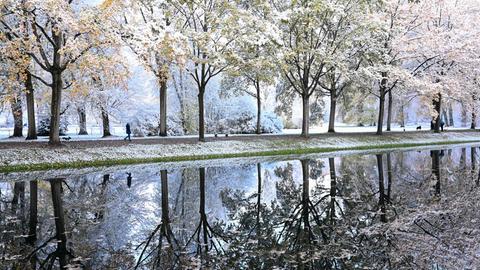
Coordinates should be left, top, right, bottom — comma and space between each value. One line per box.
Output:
1, 145, 480, 269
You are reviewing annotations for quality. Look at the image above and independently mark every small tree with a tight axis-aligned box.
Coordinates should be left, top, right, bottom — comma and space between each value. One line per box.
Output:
113, 0, 187, 137
167, 0, 244, 141
274, 0, 336, 137
222, 0, 278, 134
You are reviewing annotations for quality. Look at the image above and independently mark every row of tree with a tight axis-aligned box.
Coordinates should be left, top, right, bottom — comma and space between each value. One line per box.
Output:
1, 0, 479, 144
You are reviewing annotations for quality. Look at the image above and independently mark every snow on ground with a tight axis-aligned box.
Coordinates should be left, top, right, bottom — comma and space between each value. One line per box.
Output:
1, 131, 480, 169
0, 123, 472, 142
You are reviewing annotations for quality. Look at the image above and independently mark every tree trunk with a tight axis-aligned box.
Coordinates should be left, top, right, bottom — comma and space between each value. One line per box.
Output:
376, 75, 387, 135
301, 94, 310, 138
431, 93, 442, 133
376, 94, 385, 135
159, 79, 167, 137
386, 89, 393, 131
198, 87, 205, 142
328, 91, 336, 133
256, 82, 261, 135
49, 26, 64, 145
442, 109, 448, 127
49, 71, 63, 144
50, 179, 68, 268
25, 72, 37, 140
471, 110, 476, 130
471, 97, 476, 129
101, 108, 111, 137
10, 94, 23, 137
448, 104, 454, 127
77, 106, 88, 135
400, 104, 405, 127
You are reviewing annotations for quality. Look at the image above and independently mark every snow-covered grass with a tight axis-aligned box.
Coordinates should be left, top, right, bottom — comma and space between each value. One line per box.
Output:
1, 131, 480, 173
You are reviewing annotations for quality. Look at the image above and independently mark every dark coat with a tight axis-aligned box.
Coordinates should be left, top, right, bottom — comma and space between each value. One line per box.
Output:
126, 123, 131, 134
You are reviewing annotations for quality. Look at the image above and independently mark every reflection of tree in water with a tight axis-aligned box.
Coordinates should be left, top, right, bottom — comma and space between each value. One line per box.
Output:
430, 150, 442, 197
185, 167, 226, 265
24, 179, 79, 269
2, 147, 480, 269
272, 159, 338, 268
391, 147, 480, 268
220, 163, 277, 268
135, 170, 180, 269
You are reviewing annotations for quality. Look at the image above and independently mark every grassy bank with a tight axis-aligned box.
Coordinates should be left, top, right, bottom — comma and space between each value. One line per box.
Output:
2, 133, 480, 173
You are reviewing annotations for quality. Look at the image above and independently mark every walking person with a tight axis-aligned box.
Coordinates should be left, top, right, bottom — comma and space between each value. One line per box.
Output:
124, 123, 132, 141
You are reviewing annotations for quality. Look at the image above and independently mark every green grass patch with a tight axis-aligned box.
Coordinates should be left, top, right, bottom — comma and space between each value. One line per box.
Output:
2, 139, 480, 174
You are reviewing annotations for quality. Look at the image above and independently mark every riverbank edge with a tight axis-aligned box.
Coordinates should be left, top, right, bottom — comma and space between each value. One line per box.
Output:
2, 136, 480, 173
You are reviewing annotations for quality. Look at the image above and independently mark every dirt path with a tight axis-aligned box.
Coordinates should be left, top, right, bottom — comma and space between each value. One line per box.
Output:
0, 130, 472, 150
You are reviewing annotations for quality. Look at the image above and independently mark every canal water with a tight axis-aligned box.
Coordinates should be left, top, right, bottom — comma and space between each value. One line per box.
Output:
1, 145, 479, 269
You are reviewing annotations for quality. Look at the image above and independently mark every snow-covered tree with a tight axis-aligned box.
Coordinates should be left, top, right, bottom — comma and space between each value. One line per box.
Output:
317, 0, 370, 133
274, 0, 349, 137
167, 0, 246, 141
221, 0, 279, 134
110, 0, 187, 137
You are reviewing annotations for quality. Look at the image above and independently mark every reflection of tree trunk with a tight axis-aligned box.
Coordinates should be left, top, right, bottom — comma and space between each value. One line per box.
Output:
160, 170, 170, 234
159, 170, 176, 262
460, 148, 466, 170
96, 174, 109, 221
328, 158, 336, 223
256, 164, 262, 227
431, 150, 441, 196
376, 155, 387, 223
199, 168, 208, 253
127, 173, 132, 188
386, 153, 393, 203
186, 168, 223, 257
11, 182, 25, 213
135, 171, 178, 269
301, 160, 310, 231
471, 148, 477, 182
27, 181, 38, 245
50, 179, 68, 268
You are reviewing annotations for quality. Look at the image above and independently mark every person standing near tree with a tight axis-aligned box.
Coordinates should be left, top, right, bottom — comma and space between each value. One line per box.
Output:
124, 123, 132, 141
